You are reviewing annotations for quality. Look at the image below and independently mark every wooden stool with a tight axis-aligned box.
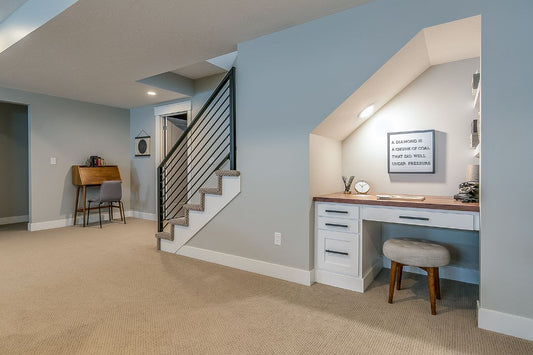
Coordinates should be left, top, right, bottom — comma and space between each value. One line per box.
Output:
383, 238, 450, 315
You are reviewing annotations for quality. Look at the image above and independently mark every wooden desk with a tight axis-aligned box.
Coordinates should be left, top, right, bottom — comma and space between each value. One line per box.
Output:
313, 193, 479, 292
72, 165, 121, 226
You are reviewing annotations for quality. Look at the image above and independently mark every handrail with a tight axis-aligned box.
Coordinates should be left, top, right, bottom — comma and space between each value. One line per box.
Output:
157, 67, 236, 232
158, 67, 235, 169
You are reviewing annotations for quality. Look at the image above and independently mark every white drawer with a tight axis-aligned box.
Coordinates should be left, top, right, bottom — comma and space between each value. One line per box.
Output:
317, 216, 358, 233
362, 206, 475, 230
317, 230, 359, 276
317, 203, 358, 220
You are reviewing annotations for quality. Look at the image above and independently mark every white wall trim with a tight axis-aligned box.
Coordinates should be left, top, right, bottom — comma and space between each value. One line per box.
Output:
27, 210, 155, 231
177, 245, 313, 286
0, 215, 29, 225
153, 101, 191, 116
130, 211, 157, 221
478, 306, 533, 341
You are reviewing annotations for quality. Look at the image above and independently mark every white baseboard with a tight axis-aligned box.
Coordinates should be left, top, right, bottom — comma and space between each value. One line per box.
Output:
130, 211, 157, 221
382, 256, 479, 284
27, 210, 153, 231
177, 245, 313, 286
0, 215, 29, 225
315, 269, 364, 292
478, 306, 533, 341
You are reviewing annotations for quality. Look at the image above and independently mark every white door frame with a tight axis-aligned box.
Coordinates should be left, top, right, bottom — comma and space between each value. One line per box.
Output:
153, 100, 192, 220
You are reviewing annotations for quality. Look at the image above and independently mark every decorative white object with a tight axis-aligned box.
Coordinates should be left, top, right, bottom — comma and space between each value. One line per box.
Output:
466, 164, 480, 181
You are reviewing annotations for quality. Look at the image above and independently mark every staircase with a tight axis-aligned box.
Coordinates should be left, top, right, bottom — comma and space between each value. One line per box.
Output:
155, 68, 239, 251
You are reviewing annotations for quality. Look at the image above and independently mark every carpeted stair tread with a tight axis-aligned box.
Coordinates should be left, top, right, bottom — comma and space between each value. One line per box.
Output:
183, 203, 204, 211
155, 232, 172, 241
215, 170, 240, 177
169, 217, 188, 226
199, 187, 222, 195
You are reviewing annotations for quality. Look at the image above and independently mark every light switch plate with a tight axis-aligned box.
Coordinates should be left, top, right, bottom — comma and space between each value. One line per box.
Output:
50, 157, 57, 165
274, 232, 282, 246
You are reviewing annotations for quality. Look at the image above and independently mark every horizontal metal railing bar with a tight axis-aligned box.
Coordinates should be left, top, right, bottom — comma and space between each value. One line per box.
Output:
159, 69, 234, 168
161, 115, 230, 190
163, 135, 230, 211
163, 104, 230, 172
164, 140, 230, 216
163, 87, 230, 168
164, 144, 231, 217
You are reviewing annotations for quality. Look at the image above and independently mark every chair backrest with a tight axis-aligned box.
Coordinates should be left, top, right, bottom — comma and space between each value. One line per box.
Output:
99, 180, 122, 202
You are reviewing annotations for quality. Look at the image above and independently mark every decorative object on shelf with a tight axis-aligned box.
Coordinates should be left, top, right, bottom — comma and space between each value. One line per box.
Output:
470, 119, 479, 148
466, 164, 479, 182
86, 155, 105, 167
342, 176, 354, 194
472, 71, 480, 94
354, 179, 370, 194
387, 130, 435, 174
454, 181, 479, 203
376, 194, 425, 201
135, 130, 151, 157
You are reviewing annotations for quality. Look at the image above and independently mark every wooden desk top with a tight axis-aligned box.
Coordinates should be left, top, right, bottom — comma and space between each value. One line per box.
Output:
72, 165, 121, 186
313, 193, 479, 212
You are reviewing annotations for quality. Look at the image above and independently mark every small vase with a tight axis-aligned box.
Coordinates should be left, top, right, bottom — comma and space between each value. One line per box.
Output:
342, 176, 354, 194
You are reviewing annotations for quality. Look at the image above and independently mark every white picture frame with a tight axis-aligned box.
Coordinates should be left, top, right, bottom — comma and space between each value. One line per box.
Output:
388, 130, 435, 174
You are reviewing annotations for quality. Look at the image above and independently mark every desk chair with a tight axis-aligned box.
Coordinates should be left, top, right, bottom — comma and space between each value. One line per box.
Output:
87, 180, 126, 228
383, 238, 450, 315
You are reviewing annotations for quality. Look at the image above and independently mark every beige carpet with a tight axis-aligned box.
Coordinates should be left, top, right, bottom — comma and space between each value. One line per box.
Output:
0, 219, 531, 355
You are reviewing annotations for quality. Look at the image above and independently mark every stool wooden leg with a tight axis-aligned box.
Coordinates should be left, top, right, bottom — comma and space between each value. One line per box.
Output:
388, 261, 398, 304
396, 263, 403, 290
435, 267, 441, 300
427, 267, 437, 315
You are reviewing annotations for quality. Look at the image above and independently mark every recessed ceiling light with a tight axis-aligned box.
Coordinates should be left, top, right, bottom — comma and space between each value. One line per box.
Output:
358, 104, 375, 119
147, 91, 157, 96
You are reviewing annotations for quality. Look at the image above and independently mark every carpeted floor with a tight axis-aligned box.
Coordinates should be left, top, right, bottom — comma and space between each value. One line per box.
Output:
0, 218, 532, 354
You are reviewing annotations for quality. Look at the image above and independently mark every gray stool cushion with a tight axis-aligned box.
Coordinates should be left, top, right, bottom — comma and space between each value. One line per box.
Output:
383, 238, 450, 267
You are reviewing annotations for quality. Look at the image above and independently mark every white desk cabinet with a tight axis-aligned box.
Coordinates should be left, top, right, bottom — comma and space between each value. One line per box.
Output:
314, 194, 480, 292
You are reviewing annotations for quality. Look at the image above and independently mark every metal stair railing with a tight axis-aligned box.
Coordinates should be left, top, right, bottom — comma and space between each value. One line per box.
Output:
157, 68, 236, 233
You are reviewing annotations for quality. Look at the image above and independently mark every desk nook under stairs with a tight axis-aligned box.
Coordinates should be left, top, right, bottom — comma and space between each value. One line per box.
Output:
313, 193, 479, 292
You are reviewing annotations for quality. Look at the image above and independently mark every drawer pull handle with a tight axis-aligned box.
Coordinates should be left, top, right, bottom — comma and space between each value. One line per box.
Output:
325, 209, 349, 214
325, 249, 349, 256
399, 215, 430, 221
325, 223, 349, 228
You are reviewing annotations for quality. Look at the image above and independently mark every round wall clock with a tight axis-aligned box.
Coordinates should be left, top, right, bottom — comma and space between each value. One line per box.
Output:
354, 180, 371, 194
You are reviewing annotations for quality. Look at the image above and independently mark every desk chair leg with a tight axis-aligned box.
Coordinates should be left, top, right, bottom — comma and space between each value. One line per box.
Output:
396, 263, 403, 290
427, 267, 437, 315
109, 203, 112, 221
120, 201, 126, 224
435, 268, 441, 300
98, 203, 102, 228
388, 261, 398, 304
87, 201, 91, 226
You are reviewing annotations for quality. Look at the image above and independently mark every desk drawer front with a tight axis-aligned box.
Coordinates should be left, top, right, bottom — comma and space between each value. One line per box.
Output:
317, 230, 359, 275
317, 203, 358, 220
318, 216, 358, 233
362, 206, 475, 230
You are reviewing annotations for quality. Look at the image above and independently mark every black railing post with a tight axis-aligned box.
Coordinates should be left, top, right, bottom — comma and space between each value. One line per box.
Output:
229, 67, 237, 170
157, 166, 163, 232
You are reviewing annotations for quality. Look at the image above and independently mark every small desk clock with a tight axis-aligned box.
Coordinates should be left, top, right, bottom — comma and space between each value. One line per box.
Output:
354, 180, 370, 194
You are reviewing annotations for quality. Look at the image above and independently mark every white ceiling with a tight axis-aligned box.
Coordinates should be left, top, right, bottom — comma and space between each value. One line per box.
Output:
0, 0, 28, 23
0, 0, 372, 108
312, 16, 481, 140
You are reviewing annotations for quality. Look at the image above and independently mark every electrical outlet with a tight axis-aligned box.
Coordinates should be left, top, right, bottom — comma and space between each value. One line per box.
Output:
50, 157, 57, 165
274, 232, 282, 246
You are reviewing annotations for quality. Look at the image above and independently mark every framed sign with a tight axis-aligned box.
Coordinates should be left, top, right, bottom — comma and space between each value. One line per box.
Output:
388, 130, 435, 174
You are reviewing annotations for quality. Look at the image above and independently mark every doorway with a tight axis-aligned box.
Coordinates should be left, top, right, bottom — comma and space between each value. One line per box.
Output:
0, 101, 29, 226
